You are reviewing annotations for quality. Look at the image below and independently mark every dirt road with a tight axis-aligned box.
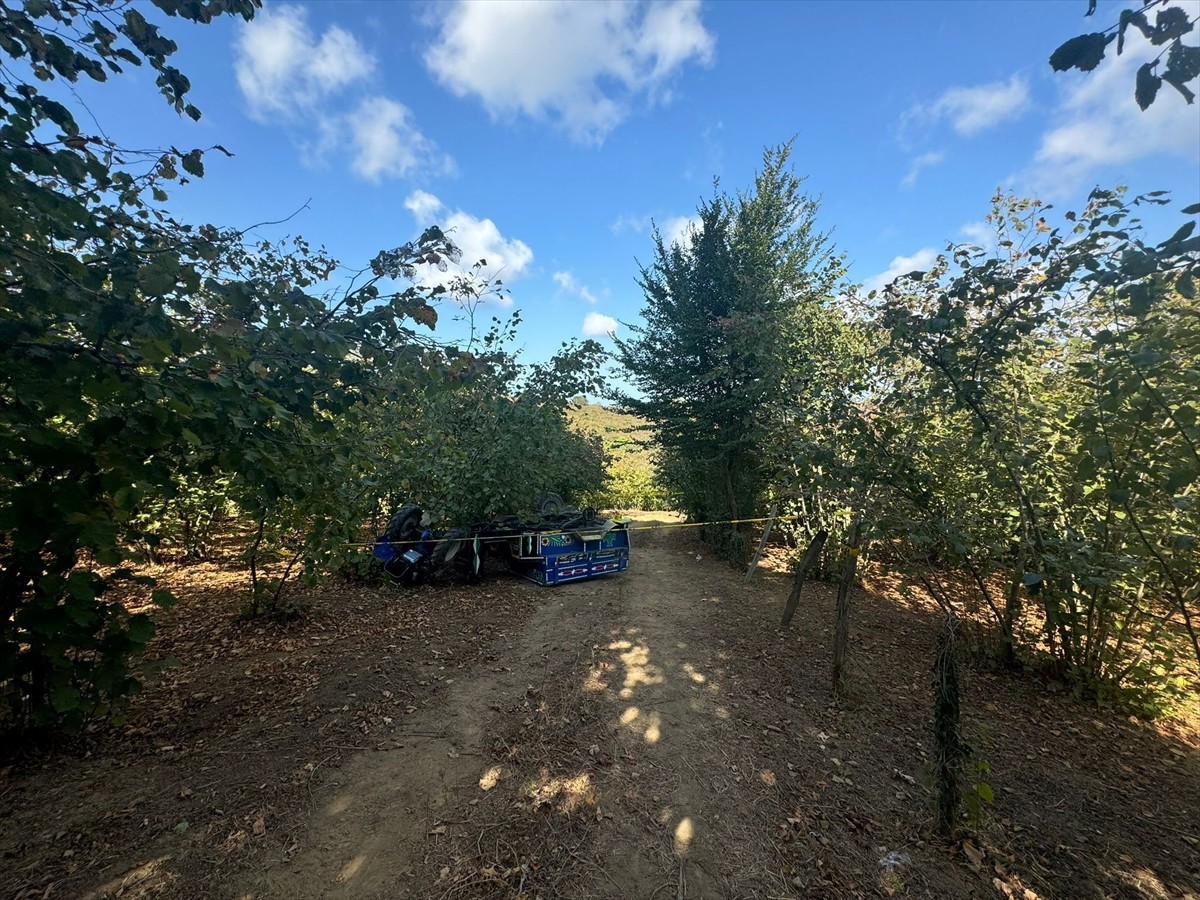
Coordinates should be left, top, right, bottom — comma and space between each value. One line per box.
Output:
257, 514, 798, 899
5, 514, 1198, 900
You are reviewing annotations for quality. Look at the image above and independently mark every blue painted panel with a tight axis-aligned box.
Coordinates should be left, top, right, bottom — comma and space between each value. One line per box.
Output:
515, 523, 630, 586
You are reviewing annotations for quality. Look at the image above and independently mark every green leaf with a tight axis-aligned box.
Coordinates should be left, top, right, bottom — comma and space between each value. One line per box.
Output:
1161, 220, 1197, 248
975, 782, 995, 803
1166, 466, 1196, 493
1118, 9, 1151, 54
1150, 6, 1194, 45
1163, 42, 1200, 103
126, 614, 155, 645
180, 149, 204, 178
1174, 404, 1198, 427
411, 304, 438, 329
51, 683, 81, 712
1135, 63, 1162, 110
152, 588, 177, 609
1050, 33, 1114, 72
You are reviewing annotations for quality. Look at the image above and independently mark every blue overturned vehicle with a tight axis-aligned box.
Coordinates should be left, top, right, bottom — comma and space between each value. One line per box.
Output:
373, 494, 630, 587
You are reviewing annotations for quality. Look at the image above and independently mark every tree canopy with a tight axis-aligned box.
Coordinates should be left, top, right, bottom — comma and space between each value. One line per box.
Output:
1, 0, 605, 731
616, 142, 855, 565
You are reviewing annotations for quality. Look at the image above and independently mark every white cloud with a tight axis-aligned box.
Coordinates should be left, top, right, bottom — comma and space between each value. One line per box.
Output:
959, 220, 994, 247
404, 191, 533, 300
660, 214, 699, 248
404, 189, 444, 222
347, 97, 449, 182
1028, 17, 1200, 198
234, 6, 375, 120
423, 0, 715, 143
234, 6, 448, 182
901, 151, 945, 189
582, 311, 619, 337
612, 211, 698, 248
612, 212, 654, 234
862, 248, 939, 296
553, 271, 598, 303
914, 75, 1031, 136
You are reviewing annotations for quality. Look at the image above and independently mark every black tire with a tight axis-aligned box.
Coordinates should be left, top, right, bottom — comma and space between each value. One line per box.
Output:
536, 493, 564, 517
430, 528, 471, 576
383, 503, 423, 542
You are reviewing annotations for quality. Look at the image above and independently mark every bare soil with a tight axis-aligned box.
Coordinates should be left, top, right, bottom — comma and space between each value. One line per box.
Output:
2, 514, 1198, 899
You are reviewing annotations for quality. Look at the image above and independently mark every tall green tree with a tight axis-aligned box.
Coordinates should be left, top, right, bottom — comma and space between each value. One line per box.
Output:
616, 142, 848, 565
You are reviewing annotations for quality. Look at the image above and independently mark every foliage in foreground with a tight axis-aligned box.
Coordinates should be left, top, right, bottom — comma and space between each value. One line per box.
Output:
0, 0, 604, 733
1050, 0, 1199, 110
857, 190, 1199, 709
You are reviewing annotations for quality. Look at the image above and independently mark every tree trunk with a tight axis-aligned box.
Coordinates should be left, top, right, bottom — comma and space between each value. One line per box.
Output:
831, 520, 861, 697
933, 614, 965, 837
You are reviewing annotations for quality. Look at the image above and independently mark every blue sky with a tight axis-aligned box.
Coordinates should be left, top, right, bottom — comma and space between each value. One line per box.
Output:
60, 0, 1200, 361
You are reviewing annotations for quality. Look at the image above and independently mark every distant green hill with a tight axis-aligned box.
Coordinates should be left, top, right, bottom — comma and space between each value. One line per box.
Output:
567, 401, 671, 511
567, 400, 654, 459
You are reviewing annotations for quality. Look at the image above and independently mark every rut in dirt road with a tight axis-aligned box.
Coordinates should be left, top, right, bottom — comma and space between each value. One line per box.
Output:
254, 516, 796, 899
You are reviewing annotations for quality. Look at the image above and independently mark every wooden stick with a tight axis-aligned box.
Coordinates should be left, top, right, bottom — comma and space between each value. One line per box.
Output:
779, 529, 828, 627
744, 502, 779, 583
832, 521, 862, 698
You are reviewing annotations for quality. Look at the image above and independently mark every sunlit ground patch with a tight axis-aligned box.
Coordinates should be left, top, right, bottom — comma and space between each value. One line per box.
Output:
674, 817, 694, 856
338, 854, 366, 883
583, 666, 608, 692
89, 857, 174, 898
1112, 862, 1173, 900
617, 641, 664, 698
618, 705, 663, 743
528, 770, 595, 813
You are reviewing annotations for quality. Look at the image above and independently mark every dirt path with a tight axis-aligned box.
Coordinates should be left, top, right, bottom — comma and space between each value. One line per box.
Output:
6, 514, 1198, 900
254, 515, 790, 899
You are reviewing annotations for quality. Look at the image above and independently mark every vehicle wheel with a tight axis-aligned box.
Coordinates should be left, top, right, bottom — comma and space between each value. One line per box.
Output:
383, 504, 423, 542
431, 528, 471, 576
536, 493, 564, 518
